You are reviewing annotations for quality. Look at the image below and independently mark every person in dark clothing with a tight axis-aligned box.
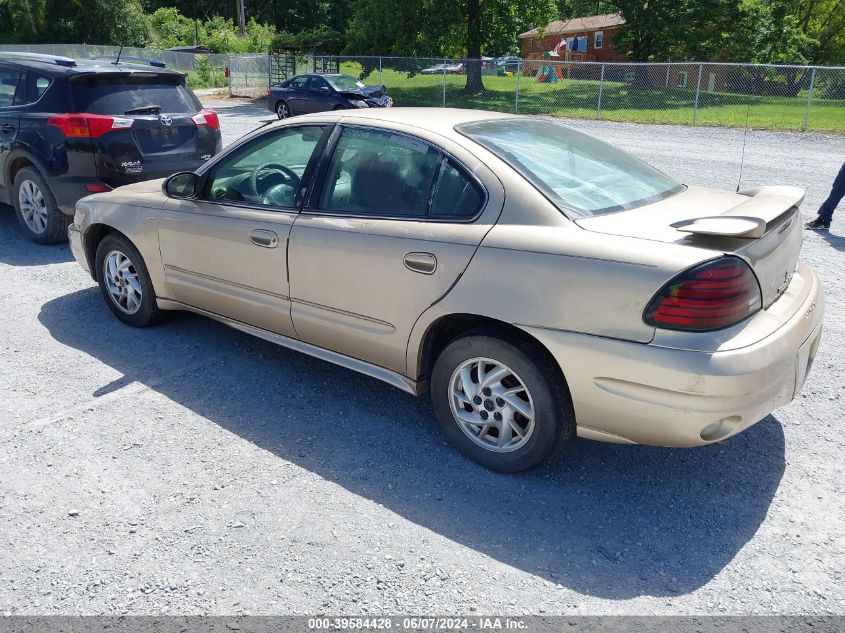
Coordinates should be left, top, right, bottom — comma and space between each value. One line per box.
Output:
806, 161, 845, 230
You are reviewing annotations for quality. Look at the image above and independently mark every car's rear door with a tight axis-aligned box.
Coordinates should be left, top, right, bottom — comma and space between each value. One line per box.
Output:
0, 65, 23, 201
287, 123, 504, 375
69, 71, 220, 187
158, 124, 331, 338
284, 76, 310, 114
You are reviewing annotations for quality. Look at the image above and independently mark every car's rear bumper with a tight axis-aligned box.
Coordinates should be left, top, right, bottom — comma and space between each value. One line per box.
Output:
52, 177, 113, 215
522, 263, 825, 447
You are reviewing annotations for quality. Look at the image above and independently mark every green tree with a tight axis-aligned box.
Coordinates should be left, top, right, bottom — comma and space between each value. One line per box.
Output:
346, 0, 557, 92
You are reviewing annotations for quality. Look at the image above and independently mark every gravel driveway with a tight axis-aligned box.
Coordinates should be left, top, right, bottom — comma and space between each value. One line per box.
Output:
0, 99, 842, 616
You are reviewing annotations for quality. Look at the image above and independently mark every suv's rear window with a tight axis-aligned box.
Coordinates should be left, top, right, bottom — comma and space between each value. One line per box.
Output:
71, 75, 201, 115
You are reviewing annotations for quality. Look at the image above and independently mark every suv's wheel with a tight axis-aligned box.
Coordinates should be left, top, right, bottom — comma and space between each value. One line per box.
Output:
95, 234, 161, 327
13, 167, 70, 245
276, 101, 290, 119
431, 327, 575, 473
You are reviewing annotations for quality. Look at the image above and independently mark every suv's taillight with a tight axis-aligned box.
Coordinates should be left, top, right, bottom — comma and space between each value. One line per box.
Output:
644, 256, 762, 332
47, 113, 133, 138
191, 109, 220, 130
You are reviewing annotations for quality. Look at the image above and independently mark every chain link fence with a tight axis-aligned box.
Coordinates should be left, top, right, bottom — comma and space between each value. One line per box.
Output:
304, 56, 845, 133
2, 45, 843, 132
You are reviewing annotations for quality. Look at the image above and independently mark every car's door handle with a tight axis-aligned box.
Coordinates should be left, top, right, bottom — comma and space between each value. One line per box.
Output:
404, 252, 437, 274
250, 229, 279, 248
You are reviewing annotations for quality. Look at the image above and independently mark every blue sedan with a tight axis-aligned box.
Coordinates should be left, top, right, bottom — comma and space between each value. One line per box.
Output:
267, 73, 393, 119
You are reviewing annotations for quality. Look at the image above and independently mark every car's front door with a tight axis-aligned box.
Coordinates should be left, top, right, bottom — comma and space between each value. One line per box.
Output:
158, 124, 331, 338
0, 65, 24, 203
303, 76, 335, 113
288, 124, 504, 375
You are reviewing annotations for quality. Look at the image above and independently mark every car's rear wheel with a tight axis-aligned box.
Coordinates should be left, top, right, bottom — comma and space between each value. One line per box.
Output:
276, 101, 290, 119
95, 234, 161, 328
431, 327, 575, 473
13, 167, 70, 245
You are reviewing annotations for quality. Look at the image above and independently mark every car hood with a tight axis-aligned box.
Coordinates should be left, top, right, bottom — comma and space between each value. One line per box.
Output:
577, 184, 805, 309
338, 84, 386, 99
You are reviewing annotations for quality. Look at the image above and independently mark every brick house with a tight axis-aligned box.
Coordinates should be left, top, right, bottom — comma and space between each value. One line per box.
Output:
518, 13, 628, 63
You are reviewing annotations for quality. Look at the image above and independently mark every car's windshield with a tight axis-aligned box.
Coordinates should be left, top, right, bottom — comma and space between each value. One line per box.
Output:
457, 118, 684, 217
325, 75, 364, 91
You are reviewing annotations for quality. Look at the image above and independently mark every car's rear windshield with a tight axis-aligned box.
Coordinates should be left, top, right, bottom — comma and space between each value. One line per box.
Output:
457, 118, 684, 217
71, 74, 201, 115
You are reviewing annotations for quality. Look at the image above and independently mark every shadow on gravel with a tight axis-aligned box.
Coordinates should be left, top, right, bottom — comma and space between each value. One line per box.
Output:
818, 230, 845, 252
0, 206, 73, 266
39, 287, 786, 600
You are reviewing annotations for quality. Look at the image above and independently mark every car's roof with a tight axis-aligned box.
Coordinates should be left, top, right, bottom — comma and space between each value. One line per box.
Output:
282, 107, 515, 138
0, 54, 183, 78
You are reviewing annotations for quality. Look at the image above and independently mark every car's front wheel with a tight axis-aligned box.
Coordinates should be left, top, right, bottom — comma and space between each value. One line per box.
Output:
95, 234, 161, 328
13, 166, 70, 245
276, 100, 291, 119
431, 327, 575, 473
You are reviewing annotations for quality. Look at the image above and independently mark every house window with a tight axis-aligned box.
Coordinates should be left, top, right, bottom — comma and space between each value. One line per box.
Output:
576, 35, 587, 51
594, 31, 604, 49
677, 71, 689, 89
566, 37, 575, 51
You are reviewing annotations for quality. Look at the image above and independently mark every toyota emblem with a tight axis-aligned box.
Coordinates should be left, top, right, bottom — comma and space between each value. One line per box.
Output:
160, 115, 173, 126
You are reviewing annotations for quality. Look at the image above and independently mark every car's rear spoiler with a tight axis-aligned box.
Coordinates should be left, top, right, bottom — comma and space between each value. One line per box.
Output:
671, 185, 804, 238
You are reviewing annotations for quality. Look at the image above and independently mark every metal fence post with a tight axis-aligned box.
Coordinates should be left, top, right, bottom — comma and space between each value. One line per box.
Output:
267, 53, 272, 90
802, 67, 817, 132
378, 57, 383, 85
227, 55, 232, 97
692, 63, 703, 125
596, 64, 605, 120
515, 62, 521, 114
442, 58, 447, 107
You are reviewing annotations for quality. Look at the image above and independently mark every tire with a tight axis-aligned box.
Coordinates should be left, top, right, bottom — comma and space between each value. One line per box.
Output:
333, 104, 345, 110
95, 233, 161, 328
13, 166, 70, 245
431, 326, 575, 473
276, 100, 291, 119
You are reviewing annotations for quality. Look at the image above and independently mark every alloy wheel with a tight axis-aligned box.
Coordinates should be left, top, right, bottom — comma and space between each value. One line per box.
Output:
18, 180, 48, 234
277, 102, 290, 119
448, 357, 535, 453
103, 250, 143, 315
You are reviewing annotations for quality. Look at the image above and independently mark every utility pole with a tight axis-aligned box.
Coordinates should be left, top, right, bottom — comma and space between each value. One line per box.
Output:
236, 0, 246, 36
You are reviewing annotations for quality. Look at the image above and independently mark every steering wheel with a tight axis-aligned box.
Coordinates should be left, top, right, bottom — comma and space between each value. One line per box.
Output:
249, 162, 300, 199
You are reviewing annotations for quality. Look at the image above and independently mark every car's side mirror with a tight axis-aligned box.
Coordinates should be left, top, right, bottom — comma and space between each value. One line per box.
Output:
320, 85, 331, 93
163, 171, 199, 199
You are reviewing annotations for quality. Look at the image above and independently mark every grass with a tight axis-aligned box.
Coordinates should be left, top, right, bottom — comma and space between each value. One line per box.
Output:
340, 62, 845, 133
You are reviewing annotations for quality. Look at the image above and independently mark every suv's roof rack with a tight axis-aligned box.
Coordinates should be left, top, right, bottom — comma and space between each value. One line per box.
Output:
0, 51, 77, 67
89, 55, 167, 68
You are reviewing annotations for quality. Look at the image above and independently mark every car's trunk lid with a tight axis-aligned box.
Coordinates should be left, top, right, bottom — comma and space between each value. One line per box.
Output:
576, 185, 804, 309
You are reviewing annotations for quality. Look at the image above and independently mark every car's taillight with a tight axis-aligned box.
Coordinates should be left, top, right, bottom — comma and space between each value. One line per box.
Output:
191, 109, 220, 130
644, 256, 762, 332
47, 113, 133, 138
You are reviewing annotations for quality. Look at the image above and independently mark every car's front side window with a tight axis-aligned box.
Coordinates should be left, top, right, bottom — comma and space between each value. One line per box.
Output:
317, 127, 443, 218
308, 77, 330, 92
203, 125, 329, 208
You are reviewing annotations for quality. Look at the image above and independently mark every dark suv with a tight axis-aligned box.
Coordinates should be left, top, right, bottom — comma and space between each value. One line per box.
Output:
0, 53, 222, 244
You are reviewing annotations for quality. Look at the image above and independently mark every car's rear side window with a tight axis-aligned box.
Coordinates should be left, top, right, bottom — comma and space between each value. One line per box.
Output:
71, 75, 201, 115
318, 127, 442, 218
430, 158, 484, 218
288, 76, 308, 89
316, 126, 485, 221
0, 67, 22, 108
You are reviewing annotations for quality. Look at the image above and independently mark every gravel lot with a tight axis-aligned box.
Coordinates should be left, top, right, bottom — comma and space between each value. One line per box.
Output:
0, 98, 843, 616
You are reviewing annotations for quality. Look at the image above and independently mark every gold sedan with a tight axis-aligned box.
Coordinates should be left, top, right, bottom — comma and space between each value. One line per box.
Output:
69, 108, 824, 472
